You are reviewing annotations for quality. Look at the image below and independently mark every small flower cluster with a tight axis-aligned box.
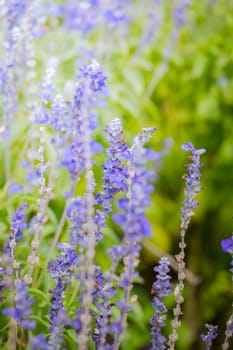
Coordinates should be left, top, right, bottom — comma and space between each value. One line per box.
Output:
150, 257, 172, 350
95, 118, 131, 237
168, 142, 206, 349
3, 280, 35, 329
222, 233, 233, 258
48, 243, 78, 327
47, 243, 78, 348
47, 0, 132, 35
181, 141, 206, 226
5, 202, 28, 255
200, 323, 218, 350
0, 258, 6, 303
61, 60, 107, 184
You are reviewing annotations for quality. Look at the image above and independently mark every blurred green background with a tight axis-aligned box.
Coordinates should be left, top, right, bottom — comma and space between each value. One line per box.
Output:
0, 0, 233, 349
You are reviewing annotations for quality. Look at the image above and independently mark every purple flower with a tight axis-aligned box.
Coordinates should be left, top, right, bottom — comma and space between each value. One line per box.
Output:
10, 202, 28, 237
200, 323, 218, 350
110, 126, 156, 348
0, 66, 8, 93
47, 0, 132, 35
48, 243, 78, 331
94, 118, 130, 237
9, 182, 24, 193
39, 58, 58, 104
150, 257, 172, 350
6, 0, 29, 27
109, 321, 124, 335
221, 233, 233, 281
64, 60, 107, 182
37, 60, 107, 191
3, 280, 36, 330
173, 0, 190, 28
221, 234, 233, 254
0, 259, 6, 303
47, 242, 77, 349
181, 142, 206, 226
49, 95, 69, 132
5, 202, 28, 254
167, 143, 205, 349
67, 197, 90, 246
78, 60, 107, 93
152, 257, 172, 298
112, 127, 156, 244
150, 298, 167, 350
48, 243, 78, 281
91, 266, 116, 348
104, 0, 132, 27
182, 141, 205, 154
29, 334, 48, 350
137, 0, 163, 47
104, 0, 131, 27
60, 0, 100, 35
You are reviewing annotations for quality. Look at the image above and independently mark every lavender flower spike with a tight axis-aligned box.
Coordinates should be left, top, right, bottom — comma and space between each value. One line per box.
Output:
5, 202, 28, 255
111, 126, 156, 350
29, 334, 48, 350
150, 257, 172, 350
200, 323, 218, 350
181, 142, 206, 227
3, 280, 36, 330
94, 117, 131, 237
168, 142, 205, 350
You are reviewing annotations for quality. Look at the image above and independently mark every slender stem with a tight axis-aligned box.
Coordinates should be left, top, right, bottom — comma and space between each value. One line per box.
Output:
113, 263, 134, 350
47, 204, 68, 258
8, 318, 17, 350
68, 280, 80, 306
11, 124, 35, 180
78, 170, 96, 350
4, 136, 11, 183
142, 240, 201, 286
112, 165, 134, 350
5, 258, 17, 350
35, 201, 69, 288
222, 312, 233, 350
146, 62, 168, 98
24, 127, 54, 285
78, 85, 96, 350
167, 226, 187, 350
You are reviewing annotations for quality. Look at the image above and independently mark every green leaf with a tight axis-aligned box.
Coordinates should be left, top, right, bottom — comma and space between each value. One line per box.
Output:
123, 67, 145, 95
128, 302, 148, 332
63, 328, 78, 349
90, 303, 99, 315
29, 288, 50, 306
30, 315, 50, 329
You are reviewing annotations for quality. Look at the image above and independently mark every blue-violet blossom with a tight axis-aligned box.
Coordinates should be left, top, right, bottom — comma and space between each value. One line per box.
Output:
150, 257, 172, 350
200, 323, 218, 350
3, 280, 36, 329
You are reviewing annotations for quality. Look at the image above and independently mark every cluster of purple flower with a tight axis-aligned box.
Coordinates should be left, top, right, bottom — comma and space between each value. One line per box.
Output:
181, 141, 206, 226
3, 280, 35, 330
47, 243, 78, 348
46, 0, 132, 35
150, 257, 172, 350
5, 202, 28, 254
0, 1, 232, 350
